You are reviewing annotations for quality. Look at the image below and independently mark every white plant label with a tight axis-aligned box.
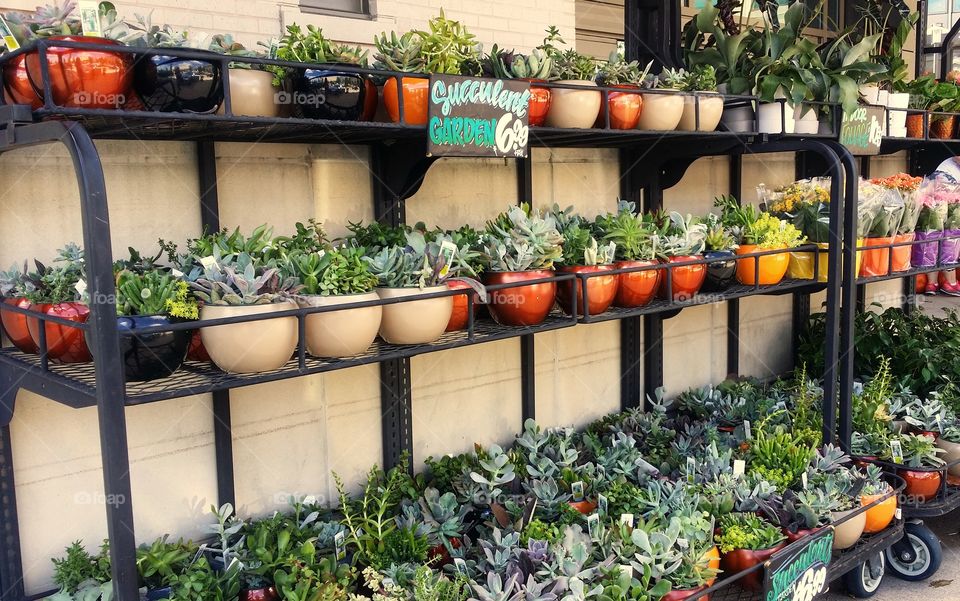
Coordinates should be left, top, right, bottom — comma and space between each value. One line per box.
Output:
896, 508, 902, 520
686, 457, 696, 483
438, 240, 458, 279
743, 420, 752, 440
597, 493, 608, 516
200, 256, 217, 270
334, 530, 346, 561
801, 472, 808, 490
0, 15, 19, 50
733, 459, 746, 478
891, 440, 904, 465
77, 0, 104, 37
620, 513, 634, 528
587, 513, 600, 539
571, 481, 585, 502
454, 558, 467, 575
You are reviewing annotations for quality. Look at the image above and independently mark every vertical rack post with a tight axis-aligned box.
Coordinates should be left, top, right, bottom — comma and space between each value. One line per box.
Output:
197, 140, 236, 508
727, 154, 742, 376
517, 157, 536, 421
856, 156, 870, 312
0, 424, 23, 601
642, 172, 664, 401
619, 148, 643, 409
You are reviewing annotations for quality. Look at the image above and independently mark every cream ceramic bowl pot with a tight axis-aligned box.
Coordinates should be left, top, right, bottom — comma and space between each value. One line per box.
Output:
831, 508, 867, 550
200, 301, 299, 373
377, 286, 453, 345
936, 437, 960, 476
678, 93, 723, 131
637, 91, 683, 130
217, 68, 281, 117
544, 80, 601, 129
298, 292, 382, 357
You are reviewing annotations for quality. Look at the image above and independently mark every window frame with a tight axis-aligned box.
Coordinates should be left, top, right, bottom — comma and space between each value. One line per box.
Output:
299, 0, 376, 20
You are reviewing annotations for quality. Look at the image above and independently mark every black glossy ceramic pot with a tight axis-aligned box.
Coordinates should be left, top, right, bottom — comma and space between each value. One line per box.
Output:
294, 69, 366, 120
134, 52, 224, 113
117, 315, 191, 382
701, 250, 737, 293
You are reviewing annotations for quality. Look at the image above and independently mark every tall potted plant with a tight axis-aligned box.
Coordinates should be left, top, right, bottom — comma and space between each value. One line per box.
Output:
114, 268, 197, 382
552, 209, 618, 316
638, 68, 685, 131
872, 174, 922, 272
656, 212, 707, 301
596, 201, 661, 308
480, 205, 563, 326
365, 231, 454, 345
25, 244, 91, 364
190, 252, 299, 374
483, 44, 554, 127
595, 52, 649, 130
286, 246, 381, 357
542, 28, 600, 129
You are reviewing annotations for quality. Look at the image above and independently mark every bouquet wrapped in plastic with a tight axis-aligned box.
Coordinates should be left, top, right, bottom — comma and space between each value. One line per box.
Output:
762, 178, 832, 243
940, 192, 960, 266
871, 173, 923, 272
913, 176, 951, 267
859, 179, 902, 277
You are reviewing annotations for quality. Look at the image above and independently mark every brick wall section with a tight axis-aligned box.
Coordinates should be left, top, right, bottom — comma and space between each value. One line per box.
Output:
0, 0, 577, 54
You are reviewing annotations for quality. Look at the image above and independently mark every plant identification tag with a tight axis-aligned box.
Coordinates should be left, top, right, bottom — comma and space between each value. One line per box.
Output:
597, 493, 608, 516
733, 459, 746, 478
586, 513, 600, 539
620, 565, 633, 578
571, 481, 585, 501
78, 0, 106, 37
334, 530, 346, 561
454, 558, 467, 575
620, 513, 634, 528
896, 508, 902, 520
891, 440, 904, 464
801, 472, 808, 490
0, 15, 19, 51
438, 240, 458, 279
686, 457, 696, 483
200, 256, 217, 270
743, 420, 752, 440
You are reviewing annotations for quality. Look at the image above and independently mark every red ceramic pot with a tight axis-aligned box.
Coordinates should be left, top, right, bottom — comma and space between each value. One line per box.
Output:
899, 469, 942, 502
25, 36, 133, 109
783, 526, 820, 543
2, 297, 39, 353
614, 259, 660, 307
445, 280, 478, 332
240, 587, 278, 601
853, 455, 878, 470
522, 79, 552, 127
568, 499, 597, 514
186, 330, 211, 362
920, 430, 940, 441
2, 54, 42, 108
483, 270, 556, 326
26, 302, 91, 363
427, 537, 462, 567
720, 543, 786, 590
662, 586, 710, 601
596, 84, 642, 129
657, 256, 706, 301
362, 78, 379, 121
556, 265, 618, 316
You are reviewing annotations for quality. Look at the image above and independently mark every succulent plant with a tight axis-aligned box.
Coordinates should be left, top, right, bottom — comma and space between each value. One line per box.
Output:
703, 215, 736, 252
373, 30, 427, 73
656, 212, 707, 257
556, 213, 616, 267
482, 205, 564, 272
483, 45, 553, 80
284, 247, 378, 297
0, 262, 26, 298
189, 252, 298, 306
596, 52, 653, 86
375, 11, 481, 76
116, 269, 198, 319
19, 1, 81, 39
364, 231, 451, 289
112, 12, 187, 48
656, 67, 689, 90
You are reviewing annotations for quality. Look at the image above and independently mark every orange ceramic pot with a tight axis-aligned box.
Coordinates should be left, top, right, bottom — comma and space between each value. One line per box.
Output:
25, 36, 133, 109
917, 273, 928, 293
906, 113, 925, 138
860, 237, 893, 277
26, 302, 91, 363
899, 469, 941, 502
596, 84, 642, 129
186, 329, 211, 362
662, 586, 710, 601
614, 260, 661, 307
522, 78, 552, 126
704, 545, 721, 586
556, 265, 618, 316
861, 492, 897, 533
362, 78, 378, 121
658, 256, 706, 301
891, 232, 914, 272
483, 270, 556, 326
2, 54, 41, 108
2, 297, 38, 354
931, 115, 957, 139
720, 543, 786, 591
735, 245, 789, 286
383, 76, 429, 125
568, 499, 597, 514
445, 280, 478, 332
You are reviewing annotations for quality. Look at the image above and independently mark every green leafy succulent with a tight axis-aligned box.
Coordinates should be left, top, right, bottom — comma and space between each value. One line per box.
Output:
285, 247, 378, 296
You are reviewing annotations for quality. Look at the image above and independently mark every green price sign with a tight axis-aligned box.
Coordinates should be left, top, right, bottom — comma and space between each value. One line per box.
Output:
764, 527, 834, 601
839, 105, 884, 155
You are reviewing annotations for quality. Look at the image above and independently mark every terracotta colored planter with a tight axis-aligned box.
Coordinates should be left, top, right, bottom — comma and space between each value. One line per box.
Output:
545, 80, 601, 128
662, 586, 709, 601
658, 256, 706, 301
26, 302, 91, 363
899, 469, 941, 502
931, 115, 957, 139
377, 286, 452, 345
678, 93, 724, 132
860, 236, 893, 277
735, 245, 789, 286
783, 526, 820, 544
906, 113, 925, 138
614, 260, 660, 307
2, 297, 38, 354
556, 265, 618, 316
720, 543, 785, 590
187, 330, 211, 362
298, 292, 381, 357
637, 91, 683, 130
704, 545, 721, 586
25, 36, 133, 109
383, 76, 429, 125
219, 68, 279, 117
597, 84, 642, 129
936, 438, 960, 477
568, 499, 597, 514
3, 54, 41, 108
483, 270, 557, 326
892, 232, 915, 272
521, 79, 552, 126
427, 537, 462, 567
831, 508, 866, 550
240, 588, 278, 601
200, 301, 299, 374
445, 280, 479, 332
861, 492, 897, 534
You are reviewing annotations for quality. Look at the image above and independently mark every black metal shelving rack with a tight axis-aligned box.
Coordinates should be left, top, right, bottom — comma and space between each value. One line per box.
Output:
0, 3, 893, 600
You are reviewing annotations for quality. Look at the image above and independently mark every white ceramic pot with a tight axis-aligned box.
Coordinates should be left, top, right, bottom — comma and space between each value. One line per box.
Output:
877, 89, 890, 107
859, 84, 880, 105
935, 437, 960, 476
758, 101, 795, 134
297, 292, 381, 357
544, 80, 601, 129
794, 105, 820, 134
887, 92, 910, 137
637, 91, 683, 130
217, 68, 281, 117
200, 301, 299, 374
721, 102, 756, 133
830, 508, 867, 550
678, 93, 724, 131
377, 286, 453, 345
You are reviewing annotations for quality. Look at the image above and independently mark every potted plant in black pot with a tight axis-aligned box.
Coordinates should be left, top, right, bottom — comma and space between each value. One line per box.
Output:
113, 268, 197, 382
136, 536, 193, 599
700, 214, 737, 293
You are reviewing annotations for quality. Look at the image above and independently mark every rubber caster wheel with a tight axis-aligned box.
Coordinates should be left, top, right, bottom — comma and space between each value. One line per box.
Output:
843, 552, 885, 597
884, 522, 942, 581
